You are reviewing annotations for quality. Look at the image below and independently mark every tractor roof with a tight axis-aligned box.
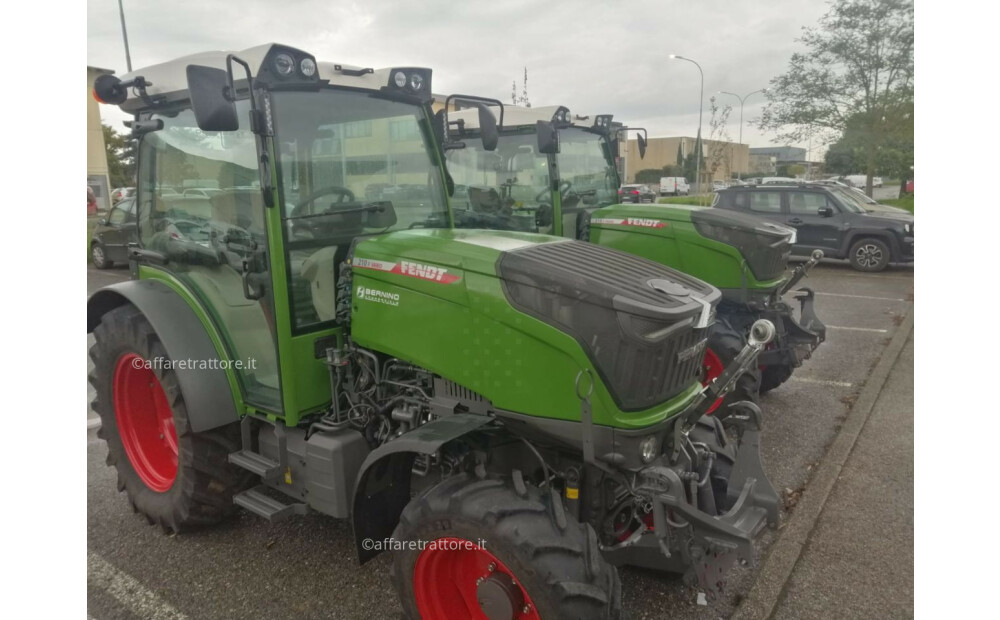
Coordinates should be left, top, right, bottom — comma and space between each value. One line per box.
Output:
449, 104, 604, 132
114, 43, 429, 114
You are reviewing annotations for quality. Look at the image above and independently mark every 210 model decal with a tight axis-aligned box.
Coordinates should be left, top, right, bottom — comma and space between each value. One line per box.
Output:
353, 258, 461, 284
590, 217, 667, 229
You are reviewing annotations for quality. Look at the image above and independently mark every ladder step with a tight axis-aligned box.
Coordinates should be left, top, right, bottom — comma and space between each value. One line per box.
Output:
229, 450, 281, 481
233, 486, 308, 523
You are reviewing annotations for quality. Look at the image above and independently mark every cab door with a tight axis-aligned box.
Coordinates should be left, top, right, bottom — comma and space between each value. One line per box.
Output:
136, 104, 283, 414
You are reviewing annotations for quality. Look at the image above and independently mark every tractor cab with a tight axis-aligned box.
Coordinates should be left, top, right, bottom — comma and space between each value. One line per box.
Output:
443, 104, 630, 239
93, 44, 454, 421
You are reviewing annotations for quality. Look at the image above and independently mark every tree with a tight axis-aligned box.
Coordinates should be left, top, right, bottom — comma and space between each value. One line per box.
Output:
759, 0, 913, 195
103, 124, 136, 188
705, 97, 734, 197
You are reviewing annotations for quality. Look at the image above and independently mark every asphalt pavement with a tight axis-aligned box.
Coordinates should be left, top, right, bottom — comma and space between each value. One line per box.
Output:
86, 260, 914, 619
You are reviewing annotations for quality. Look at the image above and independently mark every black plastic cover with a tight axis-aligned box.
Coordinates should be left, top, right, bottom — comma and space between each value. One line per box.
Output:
691, 208, 793, 281
498, 241, 720, 411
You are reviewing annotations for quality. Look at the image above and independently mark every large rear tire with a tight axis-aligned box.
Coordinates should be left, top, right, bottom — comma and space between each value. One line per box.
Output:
391, 472, 622, 620
89, 303, 252, 532
703, 314, 760, 417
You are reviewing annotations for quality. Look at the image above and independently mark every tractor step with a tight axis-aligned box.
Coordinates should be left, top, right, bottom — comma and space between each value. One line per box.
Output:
228, 450, 282, 481
233, 486, 308, 522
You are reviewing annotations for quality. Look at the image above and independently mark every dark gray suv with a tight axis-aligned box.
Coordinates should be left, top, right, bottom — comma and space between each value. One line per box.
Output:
714, 183, 913, 272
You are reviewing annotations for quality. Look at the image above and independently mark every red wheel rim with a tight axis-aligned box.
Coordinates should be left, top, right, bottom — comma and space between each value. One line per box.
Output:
113, 353, 178, 492
414, 537, 540, 620
701, 348, 725, 415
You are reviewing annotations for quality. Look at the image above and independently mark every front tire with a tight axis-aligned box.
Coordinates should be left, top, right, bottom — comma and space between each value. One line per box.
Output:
759, 364, 793, 394
848, 237, 890, 272
391, 473, 622, 620
89, 304, 252, 532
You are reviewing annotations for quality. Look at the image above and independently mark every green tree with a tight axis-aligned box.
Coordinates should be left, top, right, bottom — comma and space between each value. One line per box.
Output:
760, 0, 913, 195
103, 124, 136, 188
634, 168, 664, 184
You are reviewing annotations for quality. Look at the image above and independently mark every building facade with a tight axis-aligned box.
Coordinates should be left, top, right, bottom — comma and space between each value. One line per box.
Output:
88, 66, 115, 212
622, 136, 749, 186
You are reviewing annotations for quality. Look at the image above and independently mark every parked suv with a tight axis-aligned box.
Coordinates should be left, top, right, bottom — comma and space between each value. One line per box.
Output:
715, 183, 913, 272
618, 184, 656, 203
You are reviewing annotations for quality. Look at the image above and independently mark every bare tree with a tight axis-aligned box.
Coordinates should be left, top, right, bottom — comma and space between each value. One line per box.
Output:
759, 0, 913, 195
705, 97, 734, 202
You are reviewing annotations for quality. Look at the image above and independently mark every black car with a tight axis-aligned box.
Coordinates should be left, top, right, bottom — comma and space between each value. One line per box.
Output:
714, 183, 913, 272
90, 197, 138, 269
618, 184, 657, 203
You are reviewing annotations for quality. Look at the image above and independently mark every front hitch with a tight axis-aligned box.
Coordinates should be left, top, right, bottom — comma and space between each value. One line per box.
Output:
779, 249, 823, 296
677, 319, 775, 438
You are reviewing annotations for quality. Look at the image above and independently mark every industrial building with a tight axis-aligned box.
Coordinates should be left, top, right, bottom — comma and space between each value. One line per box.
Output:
88, 66, 115, 213
622, 136, 749, 186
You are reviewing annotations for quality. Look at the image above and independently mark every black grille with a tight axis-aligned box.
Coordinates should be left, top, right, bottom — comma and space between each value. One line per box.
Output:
692, 208, 793, 281
498, 240, 718, 411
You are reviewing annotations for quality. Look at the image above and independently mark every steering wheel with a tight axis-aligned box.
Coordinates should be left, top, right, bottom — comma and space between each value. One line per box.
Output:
533, 181, 572, 204
289, 185, 357, 238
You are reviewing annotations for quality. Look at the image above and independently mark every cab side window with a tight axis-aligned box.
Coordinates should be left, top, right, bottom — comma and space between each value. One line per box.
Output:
788, 192, 833, 215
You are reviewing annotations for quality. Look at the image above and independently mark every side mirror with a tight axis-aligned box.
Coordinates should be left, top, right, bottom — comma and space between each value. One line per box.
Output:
186, 65, 239, 132
476, 104, 499, 152
364, 201, 397, 228
818, 206, 834, 217
98, 218, 108, 226
537, 120, 560, 154
637, 134, 647, 159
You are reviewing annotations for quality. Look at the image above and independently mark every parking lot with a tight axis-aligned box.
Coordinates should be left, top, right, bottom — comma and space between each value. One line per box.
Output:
86, 260, 913, 620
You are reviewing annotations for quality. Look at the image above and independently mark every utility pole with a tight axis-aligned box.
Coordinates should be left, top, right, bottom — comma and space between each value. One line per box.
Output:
669, 55, 703, 194
118, 0, 132, 72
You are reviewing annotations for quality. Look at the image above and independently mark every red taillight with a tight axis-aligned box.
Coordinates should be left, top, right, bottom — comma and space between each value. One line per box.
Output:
631, 190, 639, 194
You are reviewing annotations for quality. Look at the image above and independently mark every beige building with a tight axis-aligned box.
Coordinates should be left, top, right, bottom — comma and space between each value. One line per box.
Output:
621, 136, 749, 186
88, 66, 115, 212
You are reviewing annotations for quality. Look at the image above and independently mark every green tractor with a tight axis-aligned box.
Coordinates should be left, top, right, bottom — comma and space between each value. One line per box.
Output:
88, 44, 780, 618
442, 103, 825, 413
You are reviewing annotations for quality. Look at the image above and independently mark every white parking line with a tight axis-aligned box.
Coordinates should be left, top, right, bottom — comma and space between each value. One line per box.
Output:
88, 551, 189, 620
790, 377, 854, 388
815, 292, 907, 302
826, 325, 889, 333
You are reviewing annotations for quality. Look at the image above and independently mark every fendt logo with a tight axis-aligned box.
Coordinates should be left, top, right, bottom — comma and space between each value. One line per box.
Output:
355, 285, 400, 307
399, 261, 457, 283
353, 257, 461, 284
677, 339, 708, 363
590, 217, 667, 229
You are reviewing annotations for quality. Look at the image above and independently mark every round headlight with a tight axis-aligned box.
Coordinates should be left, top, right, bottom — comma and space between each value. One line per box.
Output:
393, 71, 407, 88
274, 53, 295, 77
409, 73, 424, 91
639, 435, 659, 463
299, 58, 317, 77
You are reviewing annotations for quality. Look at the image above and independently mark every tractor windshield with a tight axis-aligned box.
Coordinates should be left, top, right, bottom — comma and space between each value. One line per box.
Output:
555, 127, 619, 208
446, 131, 554, 234
271, 89, 449, 330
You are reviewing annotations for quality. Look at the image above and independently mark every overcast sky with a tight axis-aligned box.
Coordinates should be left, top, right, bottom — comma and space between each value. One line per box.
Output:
88, 0, 830, 156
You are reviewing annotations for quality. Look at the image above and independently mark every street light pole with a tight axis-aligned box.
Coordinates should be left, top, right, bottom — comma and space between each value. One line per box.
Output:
669, 55, 703, 194
118, 0, 132, 72
719, 88, 766, 180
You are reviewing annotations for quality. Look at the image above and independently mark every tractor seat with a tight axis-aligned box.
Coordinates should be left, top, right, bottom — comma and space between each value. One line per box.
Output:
300, 246, 340, 322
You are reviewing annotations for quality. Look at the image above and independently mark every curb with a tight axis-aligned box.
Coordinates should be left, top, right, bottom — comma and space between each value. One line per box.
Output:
732, 307, 914, 620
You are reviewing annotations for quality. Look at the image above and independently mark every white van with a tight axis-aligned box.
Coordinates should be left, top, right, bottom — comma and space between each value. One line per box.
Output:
659, 177, 690, 196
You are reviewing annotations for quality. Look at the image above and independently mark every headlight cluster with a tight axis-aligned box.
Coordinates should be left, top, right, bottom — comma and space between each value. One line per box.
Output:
593, 114, 614, 129
551, 107, 571, 124
391, 70, 425, 92
639, 435, 659, 463
263, 47, 319, 83
904, 223, 912, 234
